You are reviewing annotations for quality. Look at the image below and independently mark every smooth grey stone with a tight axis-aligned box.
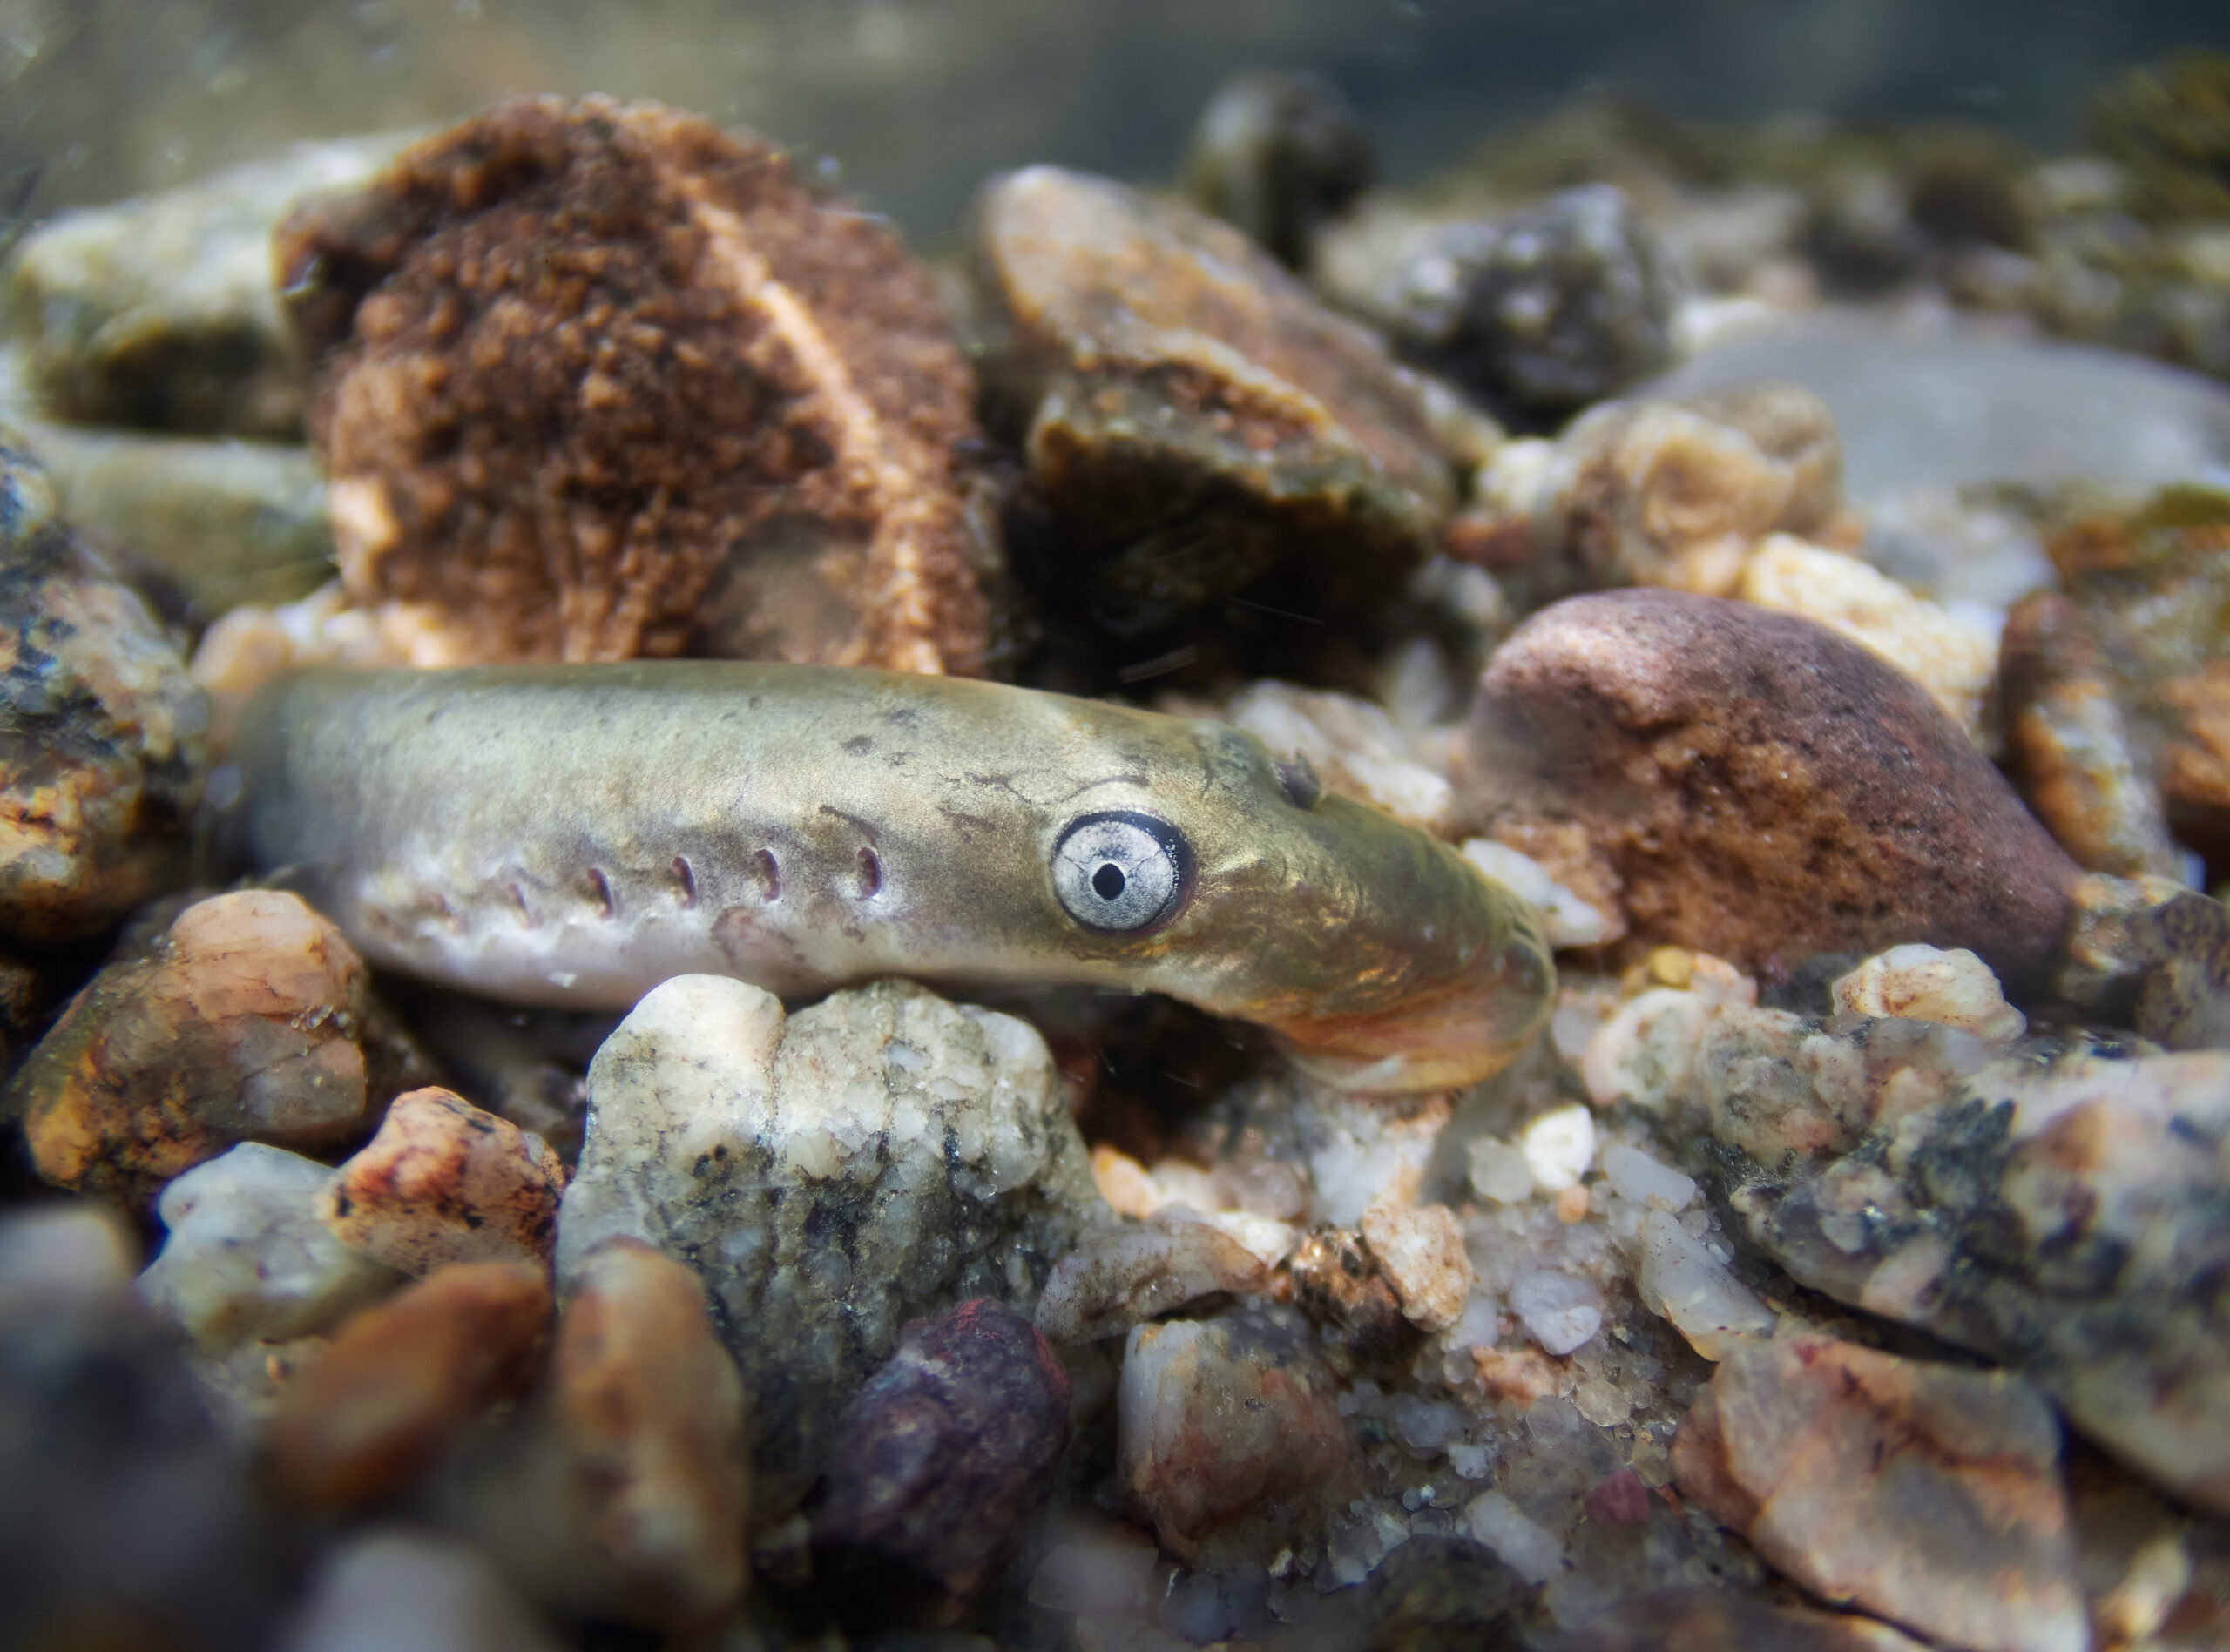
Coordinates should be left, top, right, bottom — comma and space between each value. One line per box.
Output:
1645, 307, 2230, 499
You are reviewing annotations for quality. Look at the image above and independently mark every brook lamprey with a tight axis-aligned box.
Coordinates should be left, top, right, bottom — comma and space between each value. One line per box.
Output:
227, 664, 1553, 1092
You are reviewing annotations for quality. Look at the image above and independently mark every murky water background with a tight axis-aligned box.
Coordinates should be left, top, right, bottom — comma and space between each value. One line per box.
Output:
3, 0, 2224, 239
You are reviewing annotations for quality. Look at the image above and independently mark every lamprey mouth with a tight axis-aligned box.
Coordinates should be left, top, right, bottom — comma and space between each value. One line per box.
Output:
1261, 929, 1557, 1094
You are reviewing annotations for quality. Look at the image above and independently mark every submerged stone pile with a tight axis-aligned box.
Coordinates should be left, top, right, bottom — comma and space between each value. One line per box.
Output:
2, 57, 2229, 1652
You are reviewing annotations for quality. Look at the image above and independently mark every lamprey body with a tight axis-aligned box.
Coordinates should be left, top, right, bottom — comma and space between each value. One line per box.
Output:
230, 664, 1553, 1091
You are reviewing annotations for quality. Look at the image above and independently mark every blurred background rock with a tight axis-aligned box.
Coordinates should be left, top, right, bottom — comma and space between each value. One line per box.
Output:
2, 0, 2224, 243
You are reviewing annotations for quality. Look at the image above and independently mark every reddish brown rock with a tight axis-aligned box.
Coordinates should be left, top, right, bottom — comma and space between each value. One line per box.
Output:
1672, 1332, 2085, 1652
10, 889, 431, 1208
1117, 1310, 1362, 1565
540, 1238, 749, 1627
318, 1086, 565, 1275
1463, 590, 2079, 989
276, 96, 993, 674
813, 1298, 1071, 1620
267, 1259, 551, 1509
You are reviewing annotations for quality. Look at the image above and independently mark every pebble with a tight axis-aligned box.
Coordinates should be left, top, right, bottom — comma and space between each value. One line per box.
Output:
2037, 485, 2230, 869
814, 1298, 1071, 1615
1553, 1588, 1929, 1650
1451, 384, 1841, 598
1998, 590, 2188, 880
1460, 838, 1621, 948
1509, 1270, 1603, 1357
1333, 185, 1679, 418
1117, 1311, 1362, 1565
1222, 680, 1456, 837
1828, 944, 2027, 1044
10, 889, 433, 1208
0, 1203, 285, 1649
1285, 1224, 1422, 1367
267, 1259, 551, 1509
969, 164, 1452, 663
1641, 307, 2230, 497
1672, 1332, 2085, 1652
2125, 889, 2230, 1051
15, 416, 336, 619
276, 1527, 563, 1652
3, 135, 409, 437
317, 1086, 565, 1275
530, 1237, 749, 1627
1464, 1487, 1564, 1585
138, 1142, 402, 1350
1357, 1202, 1473, 1332
1591, 961, 2230, 1514
1466, 1134, 1537, 1205
1735, 535, 1998, 743
1517, 1103, 1597, 1193
0, 433, 209, 941
1181, 70, 1373, 271
1632, 1208, 1775, 1361
554, 974, 1100, 1514
1036, 1213, 1270, 1345
1463, 590, 2080, 989
277, 97, 993, 671
1597, 1141, 1694, 1212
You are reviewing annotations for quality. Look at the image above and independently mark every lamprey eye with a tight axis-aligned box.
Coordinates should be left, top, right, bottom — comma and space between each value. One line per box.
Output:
1051, 811, 1192, 934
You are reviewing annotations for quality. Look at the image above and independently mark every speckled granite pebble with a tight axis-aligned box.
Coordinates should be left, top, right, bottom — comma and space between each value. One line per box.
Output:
555, 974, 1100, 1516
1463, 589, 2079, 988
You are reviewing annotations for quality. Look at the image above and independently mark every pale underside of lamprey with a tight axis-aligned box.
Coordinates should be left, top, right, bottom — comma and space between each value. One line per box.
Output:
229, 664, 1554, 1093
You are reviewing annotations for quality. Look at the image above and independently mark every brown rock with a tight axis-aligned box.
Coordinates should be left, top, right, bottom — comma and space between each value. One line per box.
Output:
1287, 1224, 1422, 1368
1463, 590, 2080, 990
970, 165, 1452, 664
1117, 1310, 1363, 1565
540, 1238, 749, 1627
10, 889, 432, 1208
814, 1298, 1071, 1620
1999, 591, 2185, 879
276, 96, 992, 674
318, 1087, 565, 1275
0, 433, 208, 941
268, 1259, 551, 1509
1672, 1332, 2085, 1652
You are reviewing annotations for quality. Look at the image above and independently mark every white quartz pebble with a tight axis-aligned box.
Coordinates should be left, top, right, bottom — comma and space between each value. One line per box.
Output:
1466, 1489, 1564, 1584
1519, 1104, 1597, 1192
1831, 944, 2027, 1046
1468, 1136, 1537, 1204
1600, 1141, 1697, 1211
1510, 1270, 1602, 1356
